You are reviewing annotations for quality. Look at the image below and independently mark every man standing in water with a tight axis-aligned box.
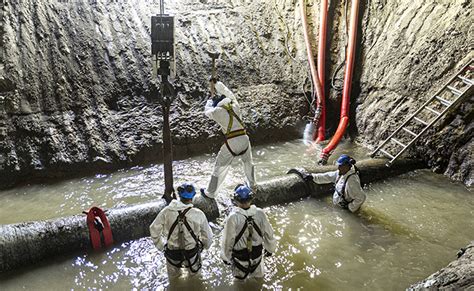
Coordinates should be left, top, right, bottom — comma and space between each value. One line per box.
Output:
221, 184, 276, 280
202, 79, 256, 199
311, 154, 366, 212
149, 183, 213, 278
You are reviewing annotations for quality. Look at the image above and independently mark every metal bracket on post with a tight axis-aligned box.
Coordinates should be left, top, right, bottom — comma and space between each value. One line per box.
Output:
151, 3, 177, 203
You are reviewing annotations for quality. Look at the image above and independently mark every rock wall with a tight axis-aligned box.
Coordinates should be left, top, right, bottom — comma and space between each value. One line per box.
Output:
0, 0, 311, 188
354, 0, 473, 186
409, 241, 474, 290
0, 0, 472, 188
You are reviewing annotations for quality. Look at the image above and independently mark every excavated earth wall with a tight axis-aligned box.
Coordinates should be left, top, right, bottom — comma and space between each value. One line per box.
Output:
0, 0, 311, 188
0, 0, 472, 188
354, 0, 473, 186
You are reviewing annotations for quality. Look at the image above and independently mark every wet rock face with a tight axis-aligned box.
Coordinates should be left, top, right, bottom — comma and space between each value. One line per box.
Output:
409, 241, 474, 290
0, 0, 310, 188
0, 0, 472, 188
353, 1, 473, 186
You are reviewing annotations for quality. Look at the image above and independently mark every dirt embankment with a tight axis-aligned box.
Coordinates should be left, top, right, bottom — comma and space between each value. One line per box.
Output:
0, 0, 472, 188
353, 0, 473, 186
0, 0, 311, 188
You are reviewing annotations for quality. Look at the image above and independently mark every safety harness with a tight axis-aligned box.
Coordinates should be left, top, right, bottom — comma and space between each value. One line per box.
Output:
222, 103, 248, 157
164, 207, 203, 273
335, 173, 357, 209
231, 214, 264, 280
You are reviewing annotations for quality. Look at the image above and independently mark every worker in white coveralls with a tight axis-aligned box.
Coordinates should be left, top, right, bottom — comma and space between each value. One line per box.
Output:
202, 79, 256, 199
221, 184, 277, 280
149, 183, 213, 278
313, 154, 366, 212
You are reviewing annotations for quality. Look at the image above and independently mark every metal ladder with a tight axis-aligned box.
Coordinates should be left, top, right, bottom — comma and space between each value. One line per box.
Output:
370, 59, 474, 165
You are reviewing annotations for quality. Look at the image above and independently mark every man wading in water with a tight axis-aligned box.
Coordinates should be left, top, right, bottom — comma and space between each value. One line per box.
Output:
291, 154, 366, 212
221, 184, 277, 280
313, 154, 366, 212
149, 183, 213, 278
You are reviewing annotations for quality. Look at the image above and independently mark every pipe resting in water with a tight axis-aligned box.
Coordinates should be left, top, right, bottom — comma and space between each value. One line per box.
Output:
0, 158, 424, 273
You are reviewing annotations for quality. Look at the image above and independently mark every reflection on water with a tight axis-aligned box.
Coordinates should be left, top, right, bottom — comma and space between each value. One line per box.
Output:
0, 140, 472, 290
0, 140, 366, 224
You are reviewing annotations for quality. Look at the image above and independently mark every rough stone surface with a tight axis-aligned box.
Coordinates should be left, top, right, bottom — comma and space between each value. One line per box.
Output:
409, 241, 474, 290
352, 0, 473, 186
0, 0, 472, 188
0, 0, 310, 188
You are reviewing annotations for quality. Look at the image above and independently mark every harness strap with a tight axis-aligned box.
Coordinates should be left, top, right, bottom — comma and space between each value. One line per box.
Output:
165, 207, 203, 273
231, 215, 265, 279
233, 215, 263, 248
164, 246, 202, 272
232, 255, 262, 280
226, 129, 247, 139
224, 140, 248, 157
166, 207, 193, 241
222, 103, 248, 157
223, 103, 245, 135
182, 215, 202, 248
335, 173, 357, 207
232, 245, 263, 261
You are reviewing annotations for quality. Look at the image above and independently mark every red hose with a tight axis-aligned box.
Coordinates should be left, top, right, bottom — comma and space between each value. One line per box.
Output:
316, 0, 328, 142
300, 0, 324, 130
319, 0, 360, 164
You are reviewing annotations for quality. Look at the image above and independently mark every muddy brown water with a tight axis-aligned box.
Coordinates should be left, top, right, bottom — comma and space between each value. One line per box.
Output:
0, 140, 472, 290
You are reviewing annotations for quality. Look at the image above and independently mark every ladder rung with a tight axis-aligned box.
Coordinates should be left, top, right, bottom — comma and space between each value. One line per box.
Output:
402, 127, 417, 137
379, 149, 395, 159
434, 96, 452, 106
424, 106, 441, 116
413, 116, 428, 126
457, 75, 473, 86
447, 85, 463, 96
390, 138, 407, 148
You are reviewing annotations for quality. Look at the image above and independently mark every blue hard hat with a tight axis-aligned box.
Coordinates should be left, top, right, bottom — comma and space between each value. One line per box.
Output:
336, 154, 352, 166
177, 183, 196, 199
233, 184, 253, 202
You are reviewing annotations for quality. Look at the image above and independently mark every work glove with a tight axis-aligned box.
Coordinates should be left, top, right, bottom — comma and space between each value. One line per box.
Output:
264, 250, 272, 257
287, 168, 314, 182
200, 188, 214, 200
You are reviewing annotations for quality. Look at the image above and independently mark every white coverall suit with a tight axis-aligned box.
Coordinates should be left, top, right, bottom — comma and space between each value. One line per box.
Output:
204, 82, 256, 198
221, 205, 277, 279
312, 167, 366, 212
149, 200, 213, 277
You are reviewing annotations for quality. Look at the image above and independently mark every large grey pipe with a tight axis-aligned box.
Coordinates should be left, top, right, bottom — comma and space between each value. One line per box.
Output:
0, 158, 424, 273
